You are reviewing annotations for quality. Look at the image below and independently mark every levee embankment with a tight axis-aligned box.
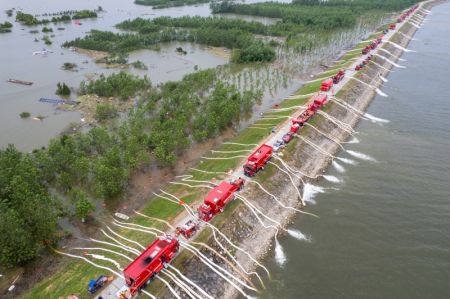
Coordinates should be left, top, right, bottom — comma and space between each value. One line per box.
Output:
158, 2, 437, 298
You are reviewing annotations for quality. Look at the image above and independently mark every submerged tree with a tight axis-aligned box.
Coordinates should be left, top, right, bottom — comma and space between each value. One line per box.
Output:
56, 82, 71, 96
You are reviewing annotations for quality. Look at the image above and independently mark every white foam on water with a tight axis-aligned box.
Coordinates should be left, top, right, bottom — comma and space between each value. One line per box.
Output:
375, 88, 388, 97
287, 229, 310, 242
323, 175, 341, 183
351, 77, 377, 90
332, 161, 346, 173
379, 75, 389, 83
387, 40, 416, 53
274, 238, 287, 266
377, 54, 407, 69
347, 137, 360, 144
378, 48, 398, 59
398, 58, 407, 62
338, 157, 358, 165
346, 150, 377, 162
364, 113, 390, 124
303, 183, 326, 204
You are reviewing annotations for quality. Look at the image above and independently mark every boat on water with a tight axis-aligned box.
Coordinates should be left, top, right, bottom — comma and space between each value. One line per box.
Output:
7, 79, 33, 85
32, 48, 53, 56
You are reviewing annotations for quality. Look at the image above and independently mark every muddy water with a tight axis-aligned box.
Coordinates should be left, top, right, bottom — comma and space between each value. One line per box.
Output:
0, 0, 357, 152
259, 3, 450, 299
1, 0, 285, 151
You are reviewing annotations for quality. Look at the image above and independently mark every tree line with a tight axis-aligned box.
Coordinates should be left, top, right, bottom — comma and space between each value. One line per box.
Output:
210, 0, 421, 32
210, 1, 358, 31
135, 0, 209, 9
16, 10, 97, 26
293, 0, 421, 11
0, 146, 60, 268
79, 72, 151, 100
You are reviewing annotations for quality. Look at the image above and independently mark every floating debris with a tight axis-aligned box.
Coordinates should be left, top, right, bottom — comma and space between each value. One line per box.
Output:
7, 79, 33, 85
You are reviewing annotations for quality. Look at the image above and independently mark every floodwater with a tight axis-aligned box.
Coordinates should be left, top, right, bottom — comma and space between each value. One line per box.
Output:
261, 3, 450, 299
0, 0, 288, 151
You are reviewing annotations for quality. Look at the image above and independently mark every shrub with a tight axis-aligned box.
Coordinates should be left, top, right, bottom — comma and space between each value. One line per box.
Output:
20, 112, 31, 118
56, 82, 71, 96
42, 35, 52, 45
62, 62, 77, 70
42, 26, 53, 33
95, 103, 118, 121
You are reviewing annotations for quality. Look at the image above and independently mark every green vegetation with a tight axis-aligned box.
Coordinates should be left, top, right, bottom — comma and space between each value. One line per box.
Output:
42, 35, 52, 45
42, 26, 53, 33
62, 62, 77, 70
16, 11, 42, 25
0, 21, 13, 33
0, 145, 60, 268
211, 0, 420, 50
131, 60, 148, 70
16, 9, 98, 26
72, 10, 97, 19
20, 112, 31, 118
75, 197, 94, 222
293, 0, 422, 11
69, 188, 94, 222
135, 0, 209, 9
176, 46, 187, 55
56, 82, 71, 96
79, 72, 150, 100
96, 53, 129, 65
212, 0, 421, 23
232, 41, 276, 63
211, 2, 357, 31
50, 15, 71, 23
64, 16, 277, 63
94, 103, 118, 121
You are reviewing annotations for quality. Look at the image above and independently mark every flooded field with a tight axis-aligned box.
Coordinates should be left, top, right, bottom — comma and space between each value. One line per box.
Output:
0, 0, 232, 151
0, 0, 369, 152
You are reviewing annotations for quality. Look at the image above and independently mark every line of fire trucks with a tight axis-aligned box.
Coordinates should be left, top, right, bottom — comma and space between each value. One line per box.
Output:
115, 4, 419, 298
117, 71, 341, 299
356, 4, 419, 72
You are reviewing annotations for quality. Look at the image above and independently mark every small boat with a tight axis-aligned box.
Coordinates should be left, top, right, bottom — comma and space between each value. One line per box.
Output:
7, 79, 33, 85
32, 48, 53, 56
